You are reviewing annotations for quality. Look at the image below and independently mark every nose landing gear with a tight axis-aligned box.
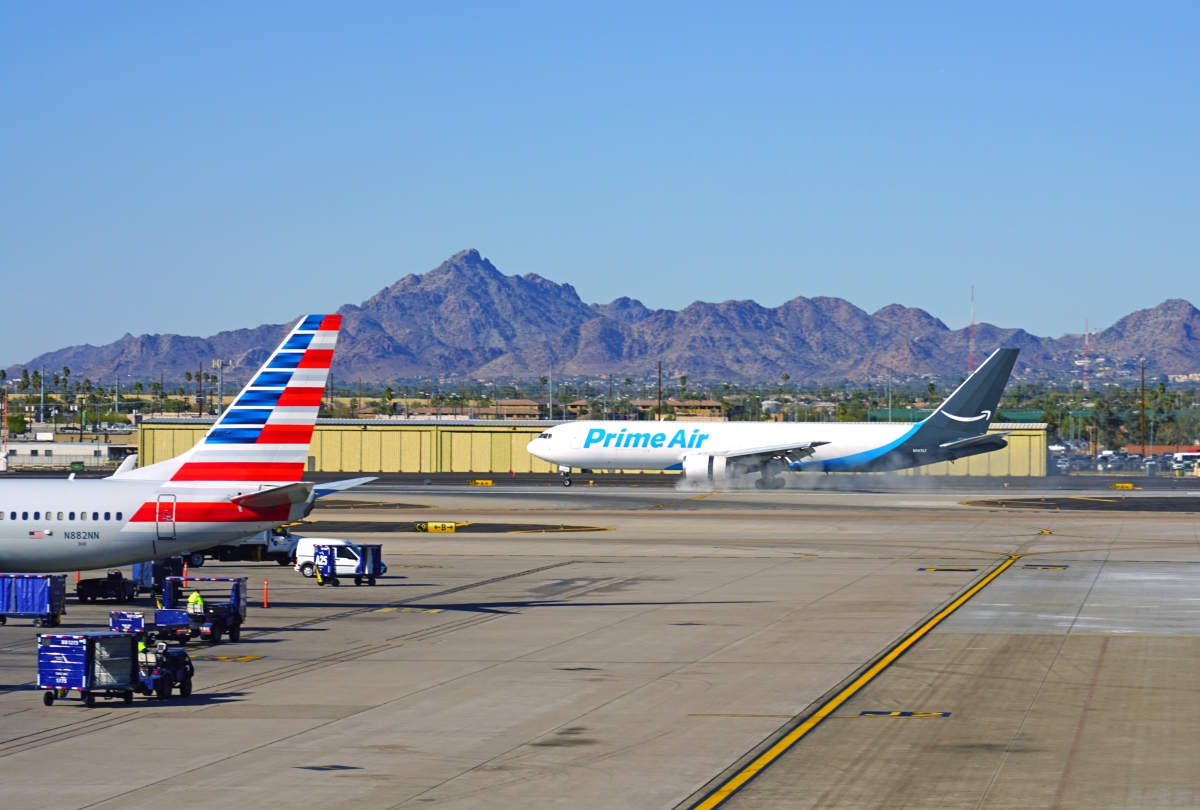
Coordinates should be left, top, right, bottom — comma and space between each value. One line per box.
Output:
558, 465, 573, 488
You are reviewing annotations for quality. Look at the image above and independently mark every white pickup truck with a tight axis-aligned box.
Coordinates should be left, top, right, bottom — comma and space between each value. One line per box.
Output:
181, 528, 299, 567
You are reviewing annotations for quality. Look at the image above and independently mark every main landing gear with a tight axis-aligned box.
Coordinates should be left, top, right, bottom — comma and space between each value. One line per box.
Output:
755, 474, 787, 490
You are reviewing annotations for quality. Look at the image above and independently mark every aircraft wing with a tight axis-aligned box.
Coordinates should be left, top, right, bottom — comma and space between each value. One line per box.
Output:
713, 441, 829, 467
231, 482, 315, 511
312, 476, 378, 499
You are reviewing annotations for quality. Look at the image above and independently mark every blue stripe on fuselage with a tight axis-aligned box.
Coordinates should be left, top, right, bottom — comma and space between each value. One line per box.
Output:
790, 423, 922, 472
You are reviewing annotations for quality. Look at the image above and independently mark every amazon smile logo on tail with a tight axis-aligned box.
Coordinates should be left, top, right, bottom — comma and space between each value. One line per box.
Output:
944, 409, 992, 423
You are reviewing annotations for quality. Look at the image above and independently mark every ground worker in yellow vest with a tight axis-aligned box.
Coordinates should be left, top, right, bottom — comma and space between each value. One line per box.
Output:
187, 589, 205, 614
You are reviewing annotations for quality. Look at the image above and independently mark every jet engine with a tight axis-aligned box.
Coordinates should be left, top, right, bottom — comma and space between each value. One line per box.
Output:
682, 454, 731, 484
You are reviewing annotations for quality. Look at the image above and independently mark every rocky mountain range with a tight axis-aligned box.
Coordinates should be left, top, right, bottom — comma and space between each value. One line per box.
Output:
10, 249, 1200, 384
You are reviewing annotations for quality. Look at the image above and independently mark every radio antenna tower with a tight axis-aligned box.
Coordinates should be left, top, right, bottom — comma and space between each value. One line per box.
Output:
0, 389, 8, 473
1083, 319, 1090, 390
967, 285, 977, 375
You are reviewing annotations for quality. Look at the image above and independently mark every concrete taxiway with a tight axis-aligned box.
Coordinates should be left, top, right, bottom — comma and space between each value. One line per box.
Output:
1, 483, 1197, 809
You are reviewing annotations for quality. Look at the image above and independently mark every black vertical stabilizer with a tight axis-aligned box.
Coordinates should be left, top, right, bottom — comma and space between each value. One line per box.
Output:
923, 348, 1019, 436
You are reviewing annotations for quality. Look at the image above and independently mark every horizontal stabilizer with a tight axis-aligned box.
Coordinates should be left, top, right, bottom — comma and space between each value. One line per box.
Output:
231, 482, 314, 511
939, 432, 1011, 451
313, 476, 378, 498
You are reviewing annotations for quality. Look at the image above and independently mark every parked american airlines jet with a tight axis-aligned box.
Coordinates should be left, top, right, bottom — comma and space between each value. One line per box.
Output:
529, 347, 1019, 488
0, 314, 344, 573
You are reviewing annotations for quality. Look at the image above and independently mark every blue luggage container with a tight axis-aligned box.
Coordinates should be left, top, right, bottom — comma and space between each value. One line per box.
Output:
38, 632, 138, 707
313, 545, 340, 586
354, 544, 383, 586
154, 608, 192, 644
0, 574, 67, 627
109, 611, 145, 633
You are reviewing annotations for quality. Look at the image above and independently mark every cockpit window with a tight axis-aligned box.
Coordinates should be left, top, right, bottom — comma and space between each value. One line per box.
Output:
538, 432, 553, 439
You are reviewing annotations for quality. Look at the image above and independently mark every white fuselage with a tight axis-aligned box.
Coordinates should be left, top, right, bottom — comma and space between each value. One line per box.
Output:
0, 478, 300, 573
528, 421, 918, 473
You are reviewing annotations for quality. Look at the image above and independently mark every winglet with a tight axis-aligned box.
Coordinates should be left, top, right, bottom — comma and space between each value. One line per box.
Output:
109, 454, 138, 478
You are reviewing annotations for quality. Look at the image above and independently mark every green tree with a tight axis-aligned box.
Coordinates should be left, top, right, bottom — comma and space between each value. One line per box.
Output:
1092, 390, 1131, 449
7, 411, 26, 435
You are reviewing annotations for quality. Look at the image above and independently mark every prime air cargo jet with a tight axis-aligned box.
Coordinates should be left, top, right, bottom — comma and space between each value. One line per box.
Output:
0, 314, 361, 573
529, 347, 1020, 488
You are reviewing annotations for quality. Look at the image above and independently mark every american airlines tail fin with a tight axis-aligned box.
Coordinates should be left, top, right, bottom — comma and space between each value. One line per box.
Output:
922, 347, 1019, 436
124, 314, 341, 483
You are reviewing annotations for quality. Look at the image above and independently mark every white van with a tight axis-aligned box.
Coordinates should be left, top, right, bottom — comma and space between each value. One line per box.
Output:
293, 537, 388, 578
1172, 452, 1200, 471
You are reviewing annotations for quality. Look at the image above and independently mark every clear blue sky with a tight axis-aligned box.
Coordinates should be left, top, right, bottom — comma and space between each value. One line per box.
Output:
3, 2, 1198, 365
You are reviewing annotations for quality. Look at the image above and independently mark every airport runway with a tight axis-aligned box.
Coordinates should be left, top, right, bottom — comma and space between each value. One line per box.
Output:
1, 484, 1198, 809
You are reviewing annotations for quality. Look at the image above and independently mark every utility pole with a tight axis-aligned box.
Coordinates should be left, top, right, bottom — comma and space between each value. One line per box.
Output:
39, 366, 44, 424
887, 371, 893, 423
657, 362, 663, 422
197, 362, 204, 417
548, 368, 553, 421
1140, 361, 1146, 454
212, 359, 226, 415
1083, 319, 1090, 390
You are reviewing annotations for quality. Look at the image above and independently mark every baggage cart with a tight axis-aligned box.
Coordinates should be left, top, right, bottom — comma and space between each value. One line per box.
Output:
313, 544, 340, 586
109, 610, 145, 633
76, 569, 137, 604
38, 632, 138, 707
132, 558, 184, 597
354, 544, 383, 586
0, 574, 67, 627
153, 608, 192, 644
161, 577, 247, 643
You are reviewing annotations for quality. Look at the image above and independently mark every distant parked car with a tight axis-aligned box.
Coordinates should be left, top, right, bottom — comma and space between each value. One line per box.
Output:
1171, 452, 1200, 471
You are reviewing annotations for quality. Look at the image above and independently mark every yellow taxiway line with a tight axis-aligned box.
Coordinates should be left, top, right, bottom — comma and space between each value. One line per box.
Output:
689, 554, 1020, 810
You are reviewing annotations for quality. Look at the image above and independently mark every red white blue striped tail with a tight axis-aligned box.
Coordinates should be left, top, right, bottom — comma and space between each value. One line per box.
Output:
123, 314, 340, 483
172, 314, 340, 482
